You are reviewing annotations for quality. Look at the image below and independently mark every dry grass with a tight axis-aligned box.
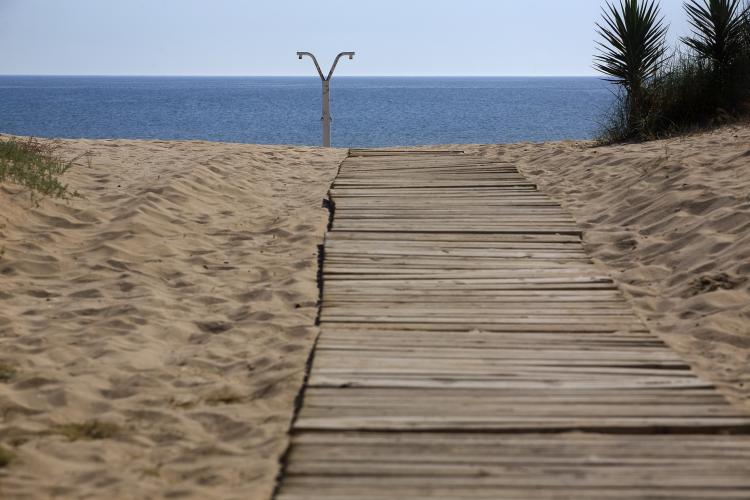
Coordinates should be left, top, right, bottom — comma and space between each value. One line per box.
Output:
0, 137, 82, 201
0, 362, 18, 383
53, 421, 121, 441
204, 387, 244, 406
0, 446, 14, 468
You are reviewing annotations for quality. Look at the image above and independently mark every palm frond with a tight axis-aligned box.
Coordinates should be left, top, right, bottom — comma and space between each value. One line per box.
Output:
682, 0, 748, 67
594, 0, 668, 89
742, 0, 750, 47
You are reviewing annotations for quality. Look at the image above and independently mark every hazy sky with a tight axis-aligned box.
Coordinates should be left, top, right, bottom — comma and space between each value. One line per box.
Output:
1, 0, 692, 76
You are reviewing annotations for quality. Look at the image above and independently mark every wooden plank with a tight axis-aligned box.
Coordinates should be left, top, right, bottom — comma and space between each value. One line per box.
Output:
348, 150, 465, 156
317, 346, 686, 359
322, 303, 636, 312
300, 387, 729, 403
313, 322, 650, 333
317, 329, 664, 345
325, 231, 583, 242
330, 224, 583, 235
316, 330, 670, 347
294, 414, 750, 432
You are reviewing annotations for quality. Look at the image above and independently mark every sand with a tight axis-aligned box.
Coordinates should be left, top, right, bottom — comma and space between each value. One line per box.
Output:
468, 124, 750, 411
1, 125, 749, 499
0, 137, 345, 499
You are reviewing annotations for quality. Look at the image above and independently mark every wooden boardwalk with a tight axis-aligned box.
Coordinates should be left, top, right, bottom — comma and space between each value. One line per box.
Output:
275, 151, 750, 499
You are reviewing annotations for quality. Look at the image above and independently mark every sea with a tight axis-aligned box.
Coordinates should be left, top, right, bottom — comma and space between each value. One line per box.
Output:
0, 76, 615, 147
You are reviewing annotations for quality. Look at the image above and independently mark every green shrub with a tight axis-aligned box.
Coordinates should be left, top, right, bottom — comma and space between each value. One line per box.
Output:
0, 137, 80, 201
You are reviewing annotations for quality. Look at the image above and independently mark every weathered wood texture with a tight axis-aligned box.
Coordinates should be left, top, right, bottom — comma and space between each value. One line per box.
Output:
275, 151, 750, 499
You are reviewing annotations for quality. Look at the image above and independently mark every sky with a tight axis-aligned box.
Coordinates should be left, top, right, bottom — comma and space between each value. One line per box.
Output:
0, 0, 692, 77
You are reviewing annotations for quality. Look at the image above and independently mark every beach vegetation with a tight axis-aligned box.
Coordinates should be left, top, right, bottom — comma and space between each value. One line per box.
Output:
139, 467, 162, 478
597, 0, 750, 142
54, 420, 121, 441
204, 387, 244, 406
683, 0, 748, 72
0, 362, 18, 383
0, 446, 13, 468
682, 0, 750, 110
595, 0, 668, 139
0, 137, 80, 201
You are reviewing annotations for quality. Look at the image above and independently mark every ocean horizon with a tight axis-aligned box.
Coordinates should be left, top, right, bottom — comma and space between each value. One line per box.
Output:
0, 76, 615, 147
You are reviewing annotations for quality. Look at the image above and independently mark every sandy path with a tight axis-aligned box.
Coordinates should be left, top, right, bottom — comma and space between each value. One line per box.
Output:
0, 137, 345, 499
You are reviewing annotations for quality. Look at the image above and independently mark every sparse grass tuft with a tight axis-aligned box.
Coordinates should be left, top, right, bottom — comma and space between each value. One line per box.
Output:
0, 446, 14, 468
54, 420, 121, 441
0, 362, 18, 383
139, 467, 161, 478
0, 137, 81, 201
204, 387, 244, 406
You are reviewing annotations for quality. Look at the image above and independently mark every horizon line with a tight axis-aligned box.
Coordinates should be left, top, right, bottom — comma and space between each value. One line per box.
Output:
0, 73, 602, 79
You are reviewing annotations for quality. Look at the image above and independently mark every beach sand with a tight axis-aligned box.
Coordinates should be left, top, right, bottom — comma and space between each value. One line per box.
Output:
1, 125, 749, 499
468, 124, 750, 411
0, 137, 345, 499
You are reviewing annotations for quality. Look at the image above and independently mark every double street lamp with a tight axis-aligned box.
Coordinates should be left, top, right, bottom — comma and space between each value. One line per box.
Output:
297, 51, 355, 147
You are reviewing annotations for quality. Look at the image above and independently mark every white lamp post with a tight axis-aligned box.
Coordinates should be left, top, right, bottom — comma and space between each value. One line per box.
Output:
297, 51, 355, 147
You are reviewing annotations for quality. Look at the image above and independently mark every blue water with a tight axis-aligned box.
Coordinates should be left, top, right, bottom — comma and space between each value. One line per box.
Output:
0, 76, 614, 147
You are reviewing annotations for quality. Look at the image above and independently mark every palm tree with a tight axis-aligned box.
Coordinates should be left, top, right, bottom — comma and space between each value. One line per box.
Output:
741, 1, 750, 49
595, 0, 668, 137
682, 0, 749, 72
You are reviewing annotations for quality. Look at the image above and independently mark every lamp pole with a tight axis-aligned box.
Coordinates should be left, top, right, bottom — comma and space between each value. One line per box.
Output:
297, 51, 355, 147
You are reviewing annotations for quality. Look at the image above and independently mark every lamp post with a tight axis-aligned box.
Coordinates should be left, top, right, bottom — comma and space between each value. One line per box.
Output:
297, 51, 355, 147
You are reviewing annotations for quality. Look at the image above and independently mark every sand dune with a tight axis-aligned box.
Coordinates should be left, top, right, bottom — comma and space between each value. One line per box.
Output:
469, 124, 750, 411
2, 125, 749, 499
0, 137, 344, 499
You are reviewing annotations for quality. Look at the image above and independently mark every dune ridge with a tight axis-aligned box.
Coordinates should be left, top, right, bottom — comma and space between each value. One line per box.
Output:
0, 137, 344, 499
